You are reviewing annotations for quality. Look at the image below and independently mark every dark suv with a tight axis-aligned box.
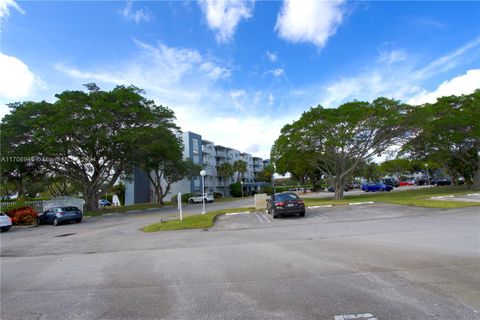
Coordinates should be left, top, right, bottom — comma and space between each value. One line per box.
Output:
267, 192, 305, 219
38, 206, 83, 226
381, 178, 399, 188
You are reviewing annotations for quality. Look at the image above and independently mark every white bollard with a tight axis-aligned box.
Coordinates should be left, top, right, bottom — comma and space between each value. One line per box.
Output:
177, 192, 183, 221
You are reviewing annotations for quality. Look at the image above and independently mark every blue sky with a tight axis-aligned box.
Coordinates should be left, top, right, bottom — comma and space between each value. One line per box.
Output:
1, 0, 479, 159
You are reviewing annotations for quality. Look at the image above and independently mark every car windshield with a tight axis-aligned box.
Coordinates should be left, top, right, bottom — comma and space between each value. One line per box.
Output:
275, 193, 299, 201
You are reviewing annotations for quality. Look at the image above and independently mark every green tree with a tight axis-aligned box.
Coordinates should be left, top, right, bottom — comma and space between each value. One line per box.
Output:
217, 162, 234, 196
256, 164, 275, 182
378, 159, 412, 177
272, 98, 409, 199
233, 160, 247, 182
1, 84, 177, 210
403, 90, 480, 189
134, 127, 201, 204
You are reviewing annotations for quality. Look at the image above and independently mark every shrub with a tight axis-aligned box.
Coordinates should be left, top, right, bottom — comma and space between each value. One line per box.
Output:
213, 192, 222, 199
260, 185, 273, 195
171, 193, 192, 203
4, 205, 38, 225
229, 182, 242, 197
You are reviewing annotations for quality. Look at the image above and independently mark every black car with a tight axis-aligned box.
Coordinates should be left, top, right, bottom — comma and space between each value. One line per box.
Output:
381, 178, 399, 188
38, 206, 83, 226
267, 192, 305, 219
436, 178, 452, 186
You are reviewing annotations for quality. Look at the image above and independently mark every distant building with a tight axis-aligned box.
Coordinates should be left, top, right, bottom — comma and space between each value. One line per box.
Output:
125, 131, 269, 205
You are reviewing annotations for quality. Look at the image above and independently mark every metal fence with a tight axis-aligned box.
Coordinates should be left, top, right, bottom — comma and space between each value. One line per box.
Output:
0, 197, 85, 214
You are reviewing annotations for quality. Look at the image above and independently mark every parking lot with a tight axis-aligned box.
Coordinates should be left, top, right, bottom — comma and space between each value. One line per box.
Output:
1, 203, 479, 320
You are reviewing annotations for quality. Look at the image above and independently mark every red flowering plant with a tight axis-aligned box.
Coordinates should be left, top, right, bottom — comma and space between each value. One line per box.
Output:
4, 204, 38, 225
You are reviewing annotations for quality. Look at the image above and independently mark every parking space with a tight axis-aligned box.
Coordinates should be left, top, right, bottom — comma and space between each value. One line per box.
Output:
214, 203, 426, 231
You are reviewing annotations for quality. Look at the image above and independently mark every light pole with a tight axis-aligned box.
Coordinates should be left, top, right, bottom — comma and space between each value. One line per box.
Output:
200, 170, 206, 215
241, 181, 244, 198
425, 163, 430, 185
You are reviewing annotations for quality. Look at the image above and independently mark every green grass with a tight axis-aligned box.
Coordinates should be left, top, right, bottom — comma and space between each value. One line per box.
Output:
142, 207, 255, 232
84, 202, 167, 217
304, 186, 480, 209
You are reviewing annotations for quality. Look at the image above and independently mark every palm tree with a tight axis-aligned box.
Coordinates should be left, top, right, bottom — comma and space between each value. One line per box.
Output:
233, 160, 247, 182
217, 162, 234, 196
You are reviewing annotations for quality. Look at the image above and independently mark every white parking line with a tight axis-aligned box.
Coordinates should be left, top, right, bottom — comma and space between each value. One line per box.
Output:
262, 213, 271, 223
334, 313, 377, 320
308, 205, 333, 208
254, 213, 265, 224
431, 195, 454, 199
349, 201, 374, 206
127, 210, 140, 213
467, 193, 480, 196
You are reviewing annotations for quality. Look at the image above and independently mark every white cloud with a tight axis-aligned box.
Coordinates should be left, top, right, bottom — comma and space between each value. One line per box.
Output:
310, 38, 480, 108
275, 0, 346, 48
266, 51, 278, 62
268, 93, 274, 106
264, 68, 286, 78
413, 37, 480, 80
199, 62, 231, 81
120, 0, 150, 23
198, 0, 255, 43
0, 53, 43, 99
0, 0, 24, 21
378, 49, 406, 64
408, 69, 480, 105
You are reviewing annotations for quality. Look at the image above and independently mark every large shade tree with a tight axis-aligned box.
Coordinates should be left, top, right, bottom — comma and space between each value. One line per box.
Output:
272, 98, 410, 199
1, 84, 178, 210
403, 90, 480, 189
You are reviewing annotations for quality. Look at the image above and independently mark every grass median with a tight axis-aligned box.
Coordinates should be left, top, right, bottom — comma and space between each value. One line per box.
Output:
143, 207, 255, 232
304, 186, 480, 209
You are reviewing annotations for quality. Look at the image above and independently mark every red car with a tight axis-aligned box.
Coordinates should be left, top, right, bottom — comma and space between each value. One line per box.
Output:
399, 181, 415, 187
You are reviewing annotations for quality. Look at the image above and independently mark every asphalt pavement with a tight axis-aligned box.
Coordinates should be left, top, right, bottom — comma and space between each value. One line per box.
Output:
1, 202, 479, 320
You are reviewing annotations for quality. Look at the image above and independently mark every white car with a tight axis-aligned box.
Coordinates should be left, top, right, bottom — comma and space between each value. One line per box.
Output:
188, 193, 214, 204
0, 212, 12, 232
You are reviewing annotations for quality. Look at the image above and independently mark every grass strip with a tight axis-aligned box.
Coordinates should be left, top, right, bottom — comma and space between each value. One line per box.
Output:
143, 207, 255, 232
304, 186, 480, 209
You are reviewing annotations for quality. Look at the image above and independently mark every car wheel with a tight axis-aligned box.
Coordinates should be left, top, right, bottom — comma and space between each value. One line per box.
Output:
36, 218, 41, 225
53, 218, 59, 226
299, 211, 305, 217
0, 226, 10, 232
272, 209, 278, 219
76, 218, 82, 223
189, 199, 194, 204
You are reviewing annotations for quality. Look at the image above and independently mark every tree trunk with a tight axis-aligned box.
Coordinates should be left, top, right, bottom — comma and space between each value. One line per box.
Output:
85, 188, 100, 211
473, 159, 480, 191
334, 177, 344, 200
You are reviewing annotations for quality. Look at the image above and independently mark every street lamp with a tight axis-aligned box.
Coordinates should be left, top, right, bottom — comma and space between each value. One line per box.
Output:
425, 163, 430, 185
241, 181, 244, 198
200, 170, 206, 215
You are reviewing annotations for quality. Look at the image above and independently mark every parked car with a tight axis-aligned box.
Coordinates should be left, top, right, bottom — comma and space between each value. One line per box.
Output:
37, 206, 83, 226
327, 185, 352, 192
436, 178, 452, 186
188, 193, 214, 204
381, 178, 399, 188
0, 212, 12, 232
399, 180, 415, 187
361, 182, 393, 192
99, 199, 111, 206
267, 192, 305, 218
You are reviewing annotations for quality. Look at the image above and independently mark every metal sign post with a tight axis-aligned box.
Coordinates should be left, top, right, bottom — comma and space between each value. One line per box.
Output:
177, 192, 183, 221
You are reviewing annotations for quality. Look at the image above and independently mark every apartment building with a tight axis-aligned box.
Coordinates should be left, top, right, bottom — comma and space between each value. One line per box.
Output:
125, 131, 269, 205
